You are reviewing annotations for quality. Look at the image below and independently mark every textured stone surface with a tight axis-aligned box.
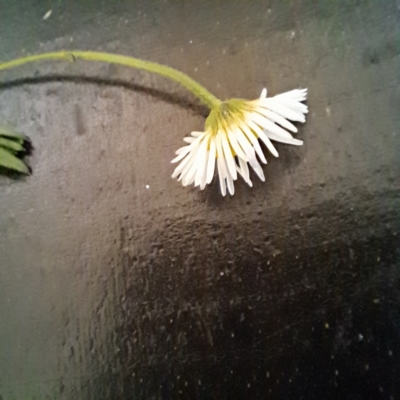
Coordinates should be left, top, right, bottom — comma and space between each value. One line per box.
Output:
0, 0, 399, 399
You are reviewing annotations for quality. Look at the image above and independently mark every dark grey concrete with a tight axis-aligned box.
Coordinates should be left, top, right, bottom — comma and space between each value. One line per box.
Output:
0, 0, 399, 399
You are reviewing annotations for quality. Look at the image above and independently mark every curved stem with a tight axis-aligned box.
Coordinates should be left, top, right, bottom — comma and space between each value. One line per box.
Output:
0, 51, 221, 109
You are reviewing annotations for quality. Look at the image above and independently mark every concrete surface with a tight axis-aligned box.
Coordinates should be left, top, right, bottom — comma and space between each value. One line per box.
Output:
0, 0, 399, 399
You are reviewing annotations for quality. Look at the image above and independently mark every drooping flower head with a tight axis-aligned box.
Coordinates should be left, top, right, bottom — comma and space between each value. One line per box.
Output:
0, 51, 308, 185
172, 88, 308, 196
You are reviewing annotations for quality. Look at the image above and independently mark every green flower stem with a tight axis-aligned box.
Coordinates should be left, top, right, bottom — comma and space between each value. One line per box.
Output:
0, 51, 221, 109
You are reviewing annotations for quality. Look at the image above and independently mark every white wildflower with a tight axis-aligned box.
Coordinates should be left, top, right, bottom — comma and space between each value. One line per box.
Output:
172, 88, 308, 196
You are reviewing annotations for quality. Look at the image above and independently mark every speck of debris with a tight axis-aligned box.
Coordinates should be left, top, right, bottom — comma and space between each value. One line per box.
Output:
43, 10, 52, 20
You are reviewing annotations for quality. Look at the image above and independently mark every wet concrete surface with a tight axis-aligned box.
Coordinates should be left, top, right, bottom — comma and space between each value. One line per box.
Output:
0, 0, 399, 399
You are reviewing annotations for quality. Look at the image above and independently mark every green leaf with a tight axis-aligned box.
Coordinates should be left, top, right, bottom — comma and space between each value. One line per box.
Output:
0, 147, 29, 174
0, 125, 26, 141
0, 137, 24, 152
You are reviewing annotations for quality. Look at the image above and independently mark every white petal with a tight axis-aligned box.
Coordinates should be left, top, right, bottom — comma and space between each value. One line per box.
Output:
249, 112, 293, 140
206, 139, 216, 184
238, 123, 267, 164
183, 137, 195, 143
172, 144, 200, 178
272, 96, 308, 113
215, 132, 229, 182
217, 157, 227, 196
194, 138, 209, 187
252, 106, 298, 133
267, 132, 303, 146
226, 174, 235, 195
248, 157, 265, 182
260, 88, 267, 99
221, 134, 237, 180
234, 126, 256, 159
239, 157, 249, 182
237, 157, 252, 187
259, 99, 306, 122
274, 89, 307, 102
172, 132, 206, 161
172, 146, 193, 162
183, 139, 208, 186
227, 128, 248, 161
182, 164, 197, 186
174, 144, 190, 155
181, 163, 195, 185
183, 172, 196, 186
177, 143, 202, 182
199, 151, 209, 190
246, 119, 279, 158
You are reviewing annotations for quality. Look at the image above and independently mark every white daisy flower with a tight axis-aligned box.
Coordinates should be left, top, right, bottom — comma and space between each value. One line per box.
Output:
171, 88, 308, 196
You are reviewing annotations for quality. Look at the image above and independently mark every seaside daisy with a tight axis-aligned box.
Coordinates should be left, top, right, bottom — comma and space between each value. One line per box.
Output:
171, 87, 308, 196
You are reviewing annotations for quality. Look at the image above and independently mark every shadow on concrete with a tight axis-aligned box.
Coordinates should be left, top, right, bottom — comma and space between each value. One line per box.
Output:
0, 75, 210, 118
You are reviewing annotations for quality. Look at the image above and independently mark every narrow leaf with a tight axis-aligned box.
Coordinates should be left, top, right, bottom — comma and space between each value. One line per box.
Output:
0, 137, 24, 152
0, 147, 29, 174
0, 125, 26, 140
